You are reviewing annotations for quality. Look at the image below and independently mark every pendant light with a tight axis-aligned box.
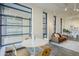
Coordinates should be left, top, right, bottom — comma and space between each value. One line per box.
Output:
65, 3, 68, 11
73, 3, 76, 11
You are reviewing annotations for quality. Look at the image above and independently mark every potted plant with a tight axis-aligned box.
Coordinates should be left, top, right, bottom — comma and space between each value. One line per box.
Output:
63, 28, 71, 33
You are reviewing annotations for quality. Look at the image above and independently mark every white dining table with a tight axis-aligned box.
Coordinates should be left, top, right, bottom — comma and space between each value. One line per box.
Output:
21, 39, 49, 55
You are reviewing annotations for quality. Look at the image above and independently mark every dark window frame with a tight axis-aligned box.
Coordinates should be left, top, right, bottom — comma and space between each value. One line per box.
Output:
54, 16, 56, 33
60, 18, 62, 34
43, 12, 47, 38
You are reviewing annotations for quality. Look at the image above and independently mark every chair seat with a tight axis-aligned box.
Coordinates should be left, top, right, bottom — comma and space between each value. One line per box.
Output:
16, 47, 30, 56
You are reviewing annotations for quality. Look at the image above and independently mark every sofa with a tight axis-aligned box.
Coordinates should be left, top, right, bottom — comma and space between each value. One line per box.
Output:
50, 33, 67, 43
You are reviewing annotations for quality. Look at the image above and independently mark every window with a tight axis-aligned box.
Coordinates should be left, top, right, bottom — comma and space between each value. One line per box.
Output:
60, 18, 62, 34
54, 16, 56, 33
43, 12, 47, 38
0, 3, 32, 46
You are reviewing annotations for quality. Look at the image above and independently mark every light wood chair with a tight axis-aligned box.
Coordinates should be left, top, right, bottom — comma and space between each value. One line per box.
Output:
37, 47, 52, 56
5, 46, 30, 56
16, 47, 30, 56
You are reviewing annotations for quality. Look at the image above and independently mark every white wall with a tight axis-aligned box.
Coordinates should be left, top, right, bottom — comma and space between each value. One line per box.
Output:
32, 6, 43, 39
56, 17, 61, 33
47, 12, 54, 39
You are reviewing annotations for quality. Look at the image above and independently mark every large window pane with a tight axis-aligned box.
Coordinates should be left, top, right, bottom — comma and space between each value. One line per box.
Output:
2, 26, 6, 35
43, 24, 47, 29
0, 3, 32, 45
7, 18, 22, 25
7, 26, 22, 35
43, 19, 47, 23
3, 3, 32, 12
23, 19, 29, 26
2, 36, 22, 45
2, 16, 22, 25
23, 27, 29, 33
3, 6, 31, 19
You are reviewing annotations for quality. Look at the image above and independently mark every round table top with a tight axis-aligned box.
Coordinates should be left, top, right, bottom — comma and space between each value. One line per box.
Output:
22, 39, 49, 47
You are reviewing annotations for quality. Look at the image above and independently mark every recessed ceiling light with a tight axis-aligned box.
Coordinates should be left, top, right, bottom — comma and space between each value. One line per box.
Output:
65, 8, 67, 11
76, 9, 79, 11
74, 8, 76, 11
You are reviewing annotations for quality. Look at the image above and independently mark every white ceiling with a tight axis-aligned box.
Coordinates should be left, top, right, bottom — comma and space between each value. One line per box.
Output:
22, 3, 79, 18
31, 3, 79, 18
